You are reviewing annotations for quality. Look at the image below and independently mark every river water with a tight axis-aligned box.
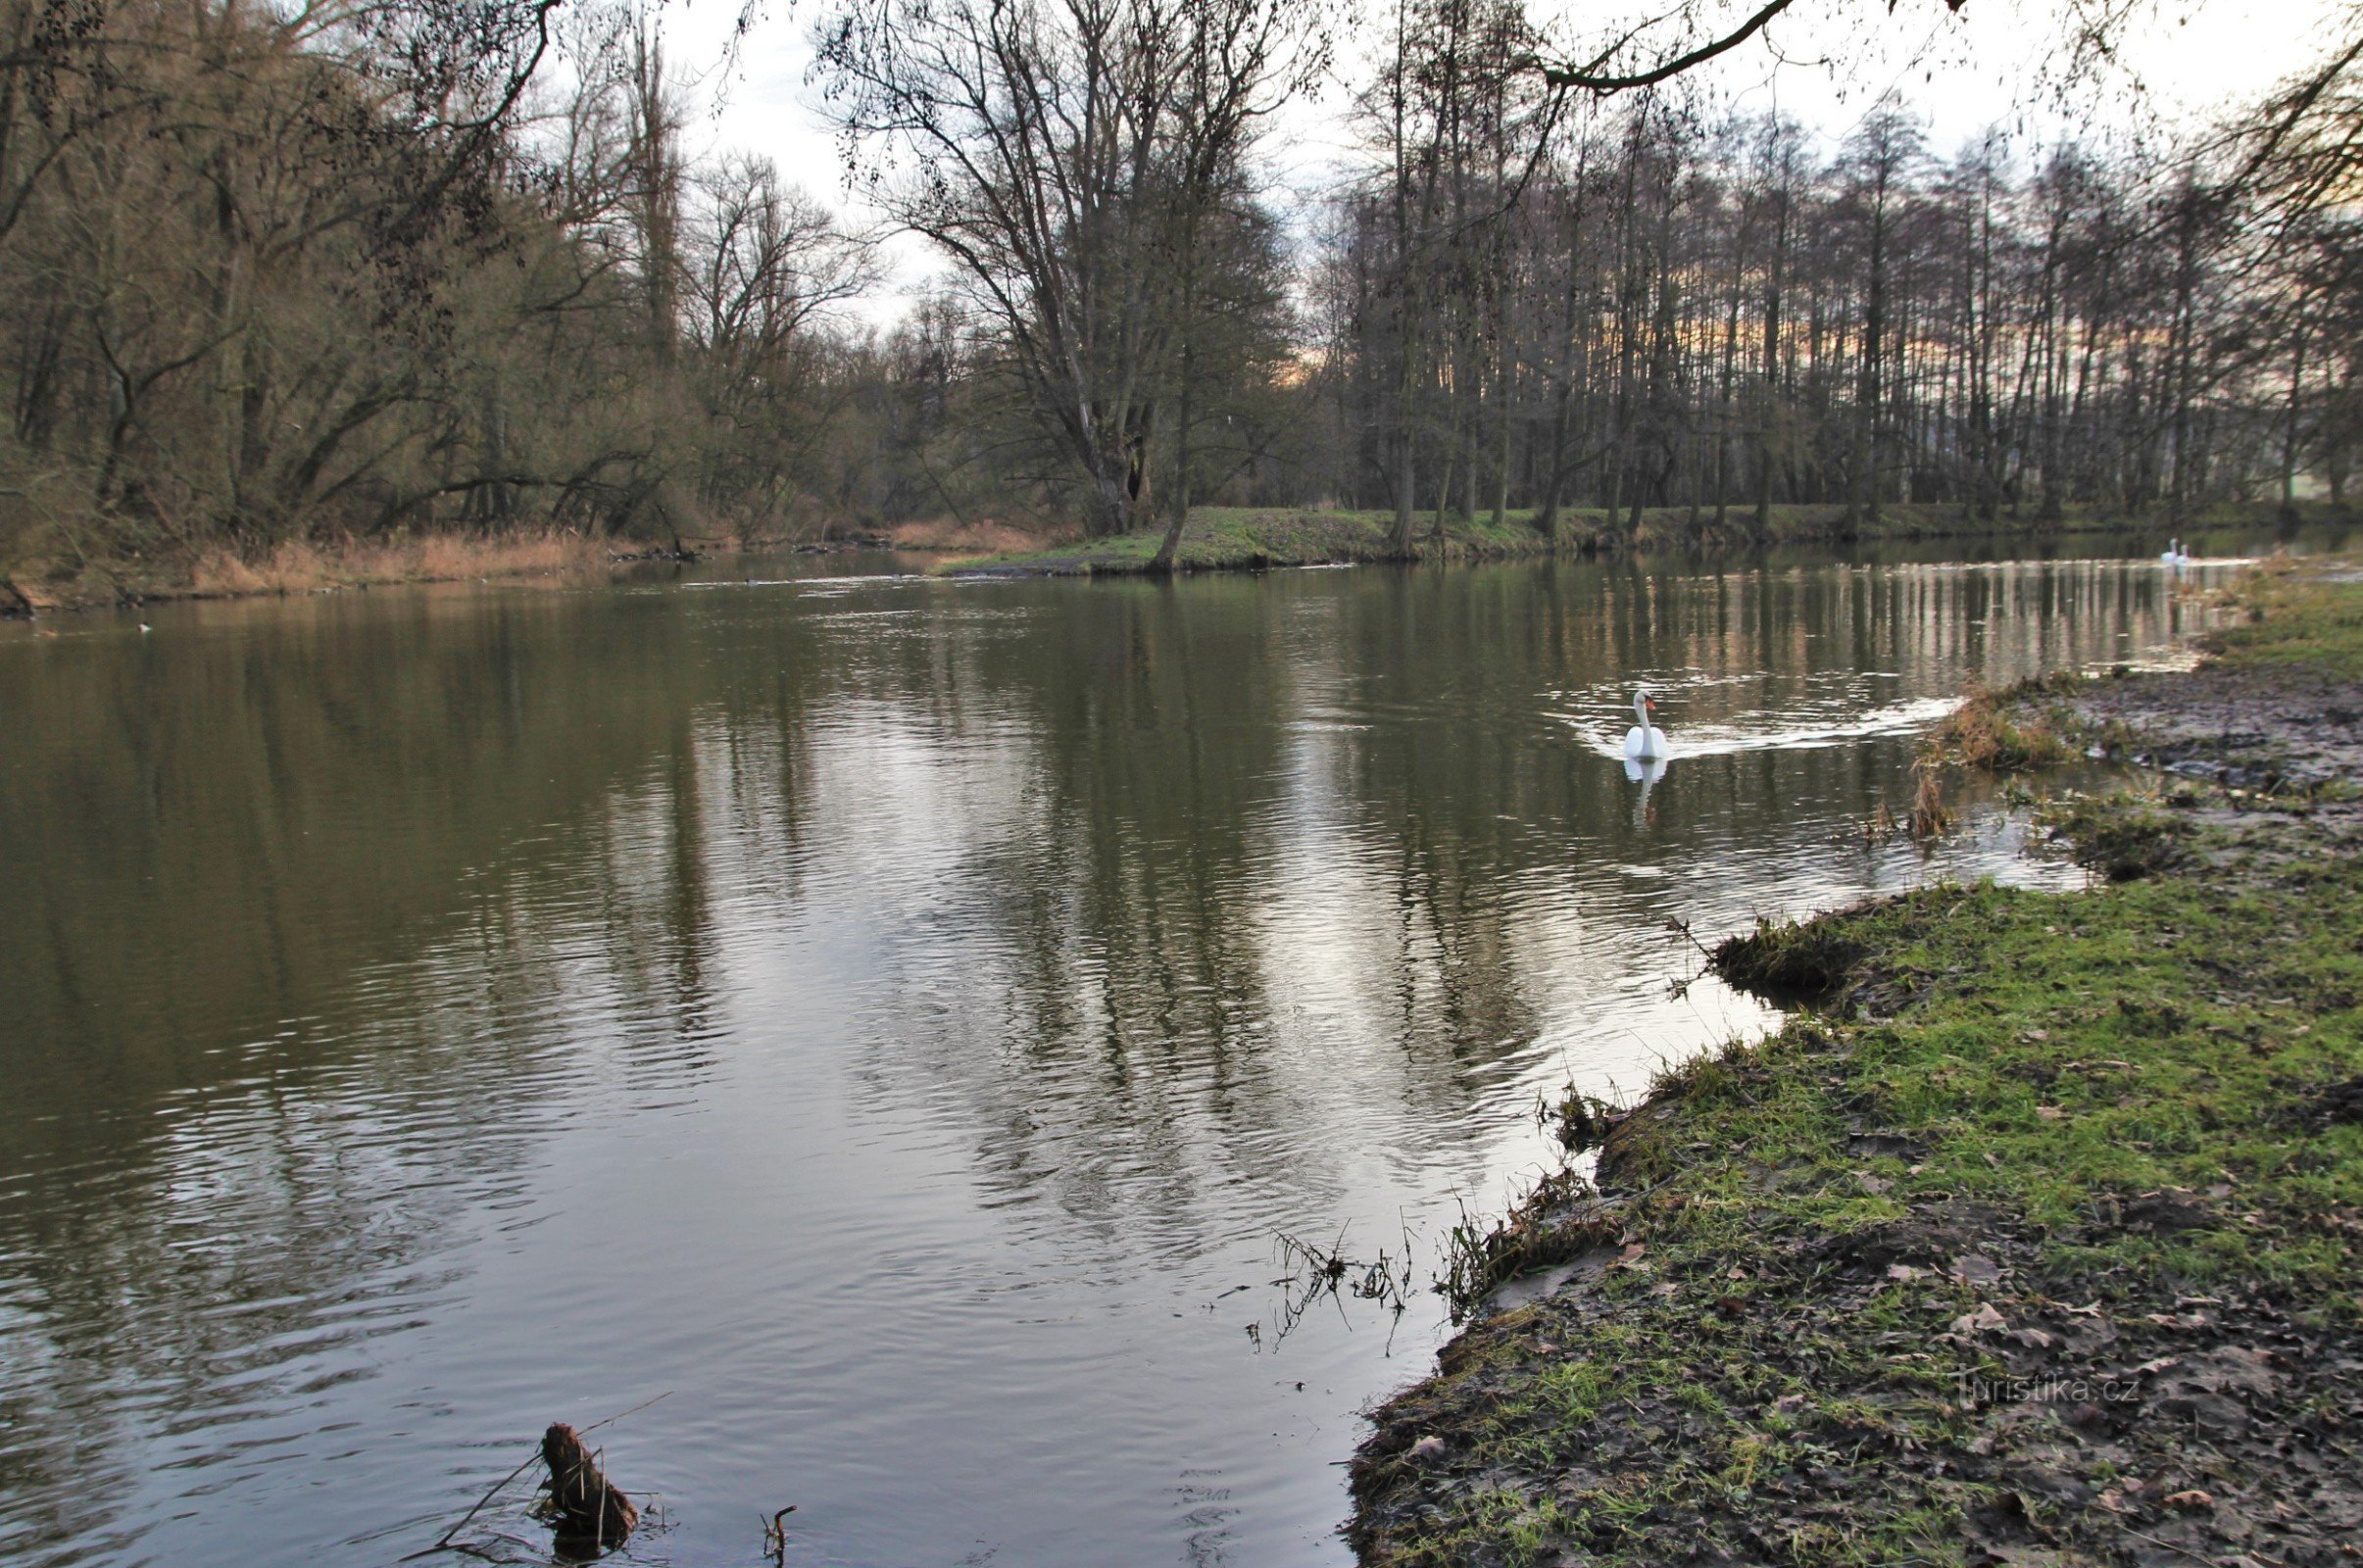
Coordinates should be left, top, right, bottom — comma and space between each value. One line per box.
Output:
0, 539, 2301, 1567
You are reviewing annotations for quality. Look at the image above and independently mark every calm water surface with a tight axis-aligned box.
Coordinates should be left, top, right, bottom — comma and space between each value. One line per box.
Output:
0, 541, 2293, 1566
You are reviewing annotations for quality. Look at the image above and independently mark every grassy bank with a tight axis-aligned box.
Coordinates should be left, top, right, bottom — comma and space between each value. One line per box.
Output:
946, 501, 2342, 576
1351, 566, 2363, 1567
942, 507, 1554, 574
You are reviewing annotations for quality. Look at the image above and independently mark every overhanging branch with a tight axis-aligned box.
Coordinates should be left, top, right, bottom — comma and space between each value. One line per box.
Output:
1524, 0, 1968, 97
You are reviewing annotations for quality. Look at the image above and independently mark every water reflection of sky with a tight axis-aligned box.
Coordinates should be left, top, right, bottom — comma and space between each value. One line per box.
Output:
0, 548, 2278, 1567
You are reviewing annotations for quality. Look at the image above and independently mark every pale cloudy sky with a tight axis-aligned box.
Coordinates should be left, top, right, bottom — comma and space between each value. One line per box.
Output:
655, 0, 2351, 317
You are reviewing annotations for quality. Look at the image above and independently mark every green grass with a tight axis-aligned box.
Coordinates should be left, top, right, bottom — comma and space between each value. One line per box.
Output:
1362, 868, 2363, 1566
2210, 563, 2363, 678
1351, 567, 2363, 1568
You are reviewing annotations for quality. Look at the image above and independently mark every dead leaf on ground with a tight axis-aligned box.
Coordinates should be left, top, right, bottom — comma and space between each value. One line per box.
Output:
1951, 1303, 2008, 1335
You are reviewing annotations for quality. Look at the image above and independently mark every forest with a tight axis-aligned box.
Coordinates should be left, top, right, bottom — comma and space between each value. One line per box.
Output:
0, 0, 2356, 602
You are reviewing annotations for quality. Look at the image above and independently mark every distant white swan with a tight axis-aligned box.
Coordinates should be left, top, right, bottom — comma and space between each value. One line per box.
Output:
1624, 690, 1668, 761
2160, 538, 2191, 569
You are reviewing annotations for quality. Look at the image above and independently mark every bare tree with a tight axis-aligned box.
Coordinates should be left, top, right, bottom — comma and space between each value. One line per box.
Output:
814, 0, 1320, 543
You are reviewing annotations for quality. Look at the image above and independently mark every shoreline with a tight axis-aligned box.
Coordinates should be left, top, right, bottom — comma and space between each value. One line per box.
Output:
5, 502, 2344, 612
944, 502, 2347, 578
0, 530, 902, 617
1349, 564, 2363, 1567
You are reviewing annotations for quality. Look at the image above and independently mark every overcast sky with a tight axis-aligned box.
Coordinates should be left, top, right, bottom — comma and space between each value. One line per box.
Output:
653, 0, 2351, 318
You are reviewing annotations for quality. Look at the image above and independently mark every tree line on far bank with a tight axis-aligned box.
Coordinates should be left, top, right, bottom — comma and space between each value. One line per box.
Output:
1, 0, 2355, 598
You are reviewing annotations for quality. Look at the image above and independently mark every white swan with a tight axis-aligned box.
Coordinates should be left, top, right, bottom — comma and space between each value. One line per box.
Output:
1623, 690, 1667, 762
2160, 538, 2190, 569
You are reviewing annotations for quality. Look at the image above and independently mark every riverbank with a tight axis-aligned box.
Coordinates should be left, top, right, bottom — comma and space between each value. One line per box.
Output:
1, 530, 655, 614
1350, 564, 2363, 1566
8, 501, 2343, 609
946, 501, 2341, 576
0, 526, 918, 614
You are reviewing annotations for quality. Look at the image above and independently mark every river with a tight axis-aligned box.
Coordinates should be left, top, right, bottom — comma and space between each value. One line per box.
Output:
0, 536, 2317, 1567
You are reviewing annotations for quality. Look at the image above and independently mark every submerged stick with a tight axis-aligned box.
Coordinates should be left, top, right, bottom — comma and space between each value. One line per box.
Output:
406, 1453, 541, 1560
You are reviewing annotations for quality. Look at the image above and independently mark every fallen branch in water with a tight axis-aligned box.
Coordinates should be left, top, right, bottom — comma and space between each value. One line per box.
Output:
405, 1452, 541, 1560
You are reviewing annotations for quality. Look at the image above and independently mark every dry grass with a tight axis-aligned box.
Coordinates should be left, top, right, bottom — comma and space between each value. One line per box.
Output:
1926, 676, 2084, 771
886, 515, 1072, 554
1907, 759, 1954, 839
189, 531, 606, 597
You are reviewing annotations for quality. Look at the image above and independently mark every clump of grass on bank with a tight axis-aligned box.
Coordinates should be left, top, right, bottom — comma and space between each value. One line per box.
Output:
1709, 914, 1866, 1001
1352, 568, 2363, 1568
1925, 672, 2089, 771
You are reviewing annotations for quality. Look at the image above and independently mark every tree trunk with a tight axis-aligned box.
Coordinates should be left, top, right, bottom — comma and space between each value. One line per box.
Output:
2282, 311, 2309, 520
1754, 187, 1786, 531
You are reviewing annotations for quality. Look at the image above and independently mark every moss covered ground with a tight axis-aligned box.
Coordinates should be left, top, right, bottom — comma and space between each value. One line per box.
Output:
1350, 566, 2363, 1568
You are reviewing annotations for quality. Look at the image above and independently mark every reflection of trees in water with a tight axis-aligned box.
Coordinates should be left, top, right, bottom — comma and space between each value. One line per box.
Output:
1327, 573, 1547, 1106
0, 589, 847, 1563
1546, 556, 2191, 721
819, 557, 2197, 1253
848, 580, 1305, 1243
2, 592, 797, 1162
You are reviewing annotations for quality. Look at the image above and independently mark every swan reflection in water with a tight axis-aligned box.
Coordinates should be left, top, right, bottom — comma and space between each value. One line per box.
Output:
1624, 752, 1668, 829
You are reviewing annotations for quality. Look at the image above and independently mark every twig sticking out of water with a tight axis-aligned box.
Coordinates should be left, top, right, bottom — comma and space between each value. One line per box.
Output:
762, 1504, 797, 1566
1662, 916, 1715, 961
1664, 917, 1717, 1000
1265, 1228, 1413, 1349
581, 1392, 671, 1434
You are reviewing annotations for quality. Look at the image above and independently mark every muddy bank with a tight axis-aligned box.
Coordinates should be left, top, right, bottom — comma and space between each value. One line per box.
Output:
1350, 565, 2363, 1567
